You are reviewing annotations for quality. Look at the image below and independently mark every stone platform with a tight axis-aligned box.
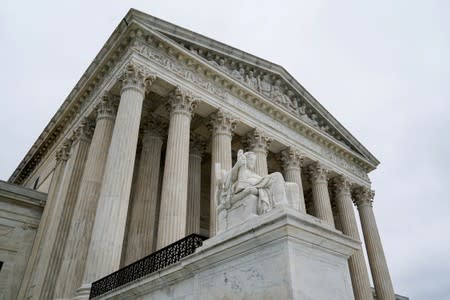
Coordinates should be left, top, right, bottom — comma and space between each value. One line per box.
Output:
95, 206, 359, 300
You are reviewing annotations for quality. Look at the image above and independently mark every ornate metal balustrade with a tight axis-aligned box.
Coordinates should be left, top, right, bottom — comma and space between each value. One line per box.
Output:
89, 234, 206, 299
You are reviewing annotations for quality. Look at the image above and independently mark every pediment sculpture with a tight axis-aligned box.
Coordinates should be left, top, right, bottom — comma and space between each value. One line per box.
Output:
215, 149, 299, 234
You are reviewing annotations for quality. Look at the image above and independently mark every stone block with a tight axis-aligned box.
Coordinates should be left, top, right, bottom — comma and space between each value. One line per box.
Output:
96, 206, 359, 300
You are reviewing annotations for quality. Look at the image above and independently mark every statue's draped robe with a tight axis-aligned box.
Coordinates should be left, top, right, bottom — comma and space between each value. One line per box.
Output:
223, 170, 287, 214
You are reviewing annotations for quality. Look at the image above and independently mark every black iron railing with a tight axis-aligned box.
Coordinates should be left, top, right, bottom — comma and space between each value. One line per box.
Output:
89, 234, 206, 299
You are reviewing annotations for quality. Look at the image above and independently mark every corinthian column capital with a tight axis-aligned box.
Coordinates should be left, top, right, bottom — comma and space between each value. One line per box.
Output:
55, 140, 71, 162
244, 129, 272, 154
308, 162, 329, 184
280, 147, 303, 171
166, 86, 198, 117
190, 132, 206, 157
353, 186, 375, 207
119, 63, 156, 95
143, 113, 168, 140
208, 109, 236, 137
95, 93, 117, 121
71, 118, 94, 144
332, 175, 352, 196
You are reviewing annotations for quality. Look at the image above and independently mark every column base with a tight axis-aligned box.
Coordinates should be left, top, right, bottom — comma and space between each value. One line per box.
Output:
91, 206, 359, 299
73, 283, 91, 300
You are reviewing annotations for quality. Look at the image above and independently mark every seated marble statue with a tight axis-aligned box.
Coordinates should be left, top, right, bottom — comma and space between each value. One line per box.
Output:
216, 150, 292, 233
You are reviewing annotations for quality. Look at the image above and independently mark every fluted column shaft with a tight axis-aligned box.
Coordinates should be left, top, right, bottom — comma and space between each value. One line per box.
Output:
245, 129, 272, 176
17, 143, 70, 300
34, 122, 92, 300
354, 188, 395, 300
157, 88, 197, 249
209, 110, 235, 236
79, 65, 151, 291
187, 134, 205, 235
53, 97, 116, 299
123, 120, 165, 265
334, 176, 372, 300
309, 162, 334, 227
281, 148, 306, 212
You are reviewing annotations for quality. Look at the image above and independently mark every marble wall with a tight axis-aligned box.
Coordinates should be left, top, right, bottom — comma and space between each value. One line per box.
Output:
0, 180, 45, 300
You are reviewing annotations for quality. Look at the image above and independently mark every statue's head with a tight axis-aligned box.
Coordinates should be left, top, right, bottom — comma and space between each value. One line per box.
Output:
244, 152, 257, 170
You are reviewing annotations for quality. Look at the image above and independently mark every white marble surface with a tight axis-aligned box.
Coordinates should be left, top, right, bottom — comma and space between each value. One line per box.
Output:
0, 180, 45, 300
97, 206, 359, 300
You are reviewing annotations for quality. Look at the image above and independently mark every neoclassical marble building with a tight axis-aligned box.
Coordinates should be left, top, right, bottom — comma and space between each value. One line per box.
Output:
5, 8, 406, 300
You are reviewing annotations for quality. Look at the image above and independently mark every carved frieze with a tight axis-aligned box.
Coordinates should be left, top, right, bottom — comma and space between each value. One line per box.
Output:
320, 147, 369, 181
132, 40, 227, 99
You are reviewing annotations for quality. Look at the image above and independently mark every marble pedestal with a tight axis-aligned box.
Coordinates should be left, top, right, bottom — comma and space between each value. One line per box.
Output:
95, 207, 359, 300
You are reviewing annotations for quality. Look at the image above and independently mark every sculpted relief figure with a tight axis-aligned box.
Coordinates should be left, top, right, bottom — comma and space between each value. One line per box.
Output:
271, 80, 291, 107
215, 150, 298, 233
209, 58, 230, 73
288, 93, 299, 112
245, 71, 258, 91
298, 102, 307, 116
216, 58, 229, 73
258, 74, 272, 97
310, 113, 320, 127
231, 67, 244, 81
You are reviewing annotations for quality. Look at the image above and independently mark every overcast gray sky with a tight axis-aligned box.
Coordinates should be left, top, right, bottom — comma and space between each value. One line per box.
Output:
1, 1, 449, 298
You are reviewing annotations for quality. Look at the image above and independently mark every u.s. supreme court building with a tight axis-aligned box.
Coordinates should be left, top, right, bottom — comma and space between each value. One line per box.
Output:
1, 8, 409, 300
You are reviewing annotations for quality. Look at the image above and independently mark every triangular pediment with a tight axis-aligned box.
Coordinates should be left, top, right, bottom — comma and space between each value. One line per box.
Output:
128, 9, 379, 167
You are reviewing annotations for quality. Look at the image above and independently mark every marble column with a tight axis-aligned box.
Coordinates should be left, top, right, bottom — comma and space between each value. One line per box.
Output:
308, 162, 334, 227
333, 176, 372, 300
208, 109, 236, 237
17, 142, 70, 300
186, 133, 206, 235
34, 120, 92, 300
244, 129, 272, 176
280, 147, 306, 212
156, 87, 197, 249
76, 65, 153, 297
354, 187, 395, 300
123, 114, 167, 265
53, 95, 116, 299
